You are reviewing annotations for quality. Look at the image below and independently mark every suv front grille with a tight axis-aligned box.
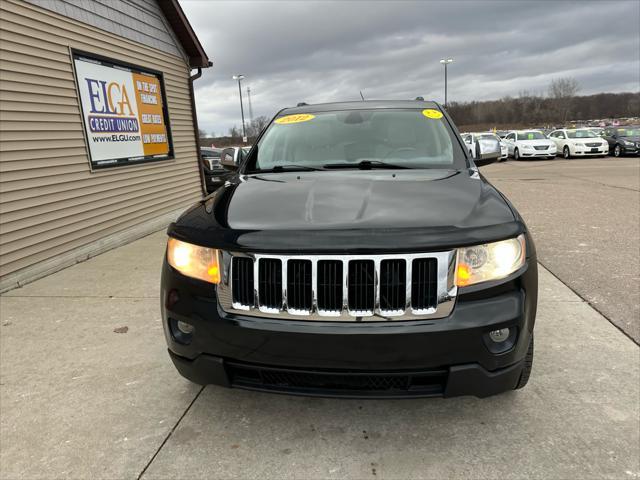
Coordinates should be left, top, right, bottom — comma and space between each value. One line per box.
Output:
317, 260, 343, 313
379, 259, 406, 312
231, 257, 254, 307
411, 258, 438, 311
222, 252, 456, 321
348, 260, 375, 314
258, 258, 282, 310
287, 259, 312, 312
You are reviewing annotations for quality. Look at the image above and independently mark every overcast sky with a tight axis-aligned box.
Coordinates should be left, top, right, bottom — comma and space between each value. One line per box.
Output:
180, 0, 640, 136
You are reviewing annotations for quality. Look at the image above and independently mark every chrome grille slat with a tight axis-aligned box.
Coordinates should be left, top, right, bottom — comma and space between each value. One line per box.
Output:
219, 251, 457, 322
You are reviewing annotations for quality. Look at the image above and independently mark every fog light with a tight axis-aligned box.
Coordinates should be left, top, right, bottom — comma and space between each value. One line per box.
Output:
489, 328, 510, 343
177, 320, 194, 334
169, 318, 194, 345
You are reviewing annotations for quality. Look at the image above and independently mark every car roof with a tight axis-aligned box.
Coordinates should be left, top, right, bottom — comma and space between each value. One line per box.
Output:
280, 100, 441, 115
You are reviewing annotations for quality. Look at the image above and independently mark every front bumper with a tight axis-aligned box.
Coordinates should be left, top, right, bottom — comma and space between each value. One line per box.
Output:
521, 150, 556, 158
572, 146, 609, 156
169, 349, 527, 399
161, 252, 538, 398
619, 144, 640, 156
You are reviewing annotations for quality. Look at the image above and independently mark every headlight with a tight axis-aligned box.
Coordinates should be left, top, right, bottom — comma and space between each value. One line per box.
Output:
455, 235, 526, 287
573, 142, 584, 147
623, 140, 634, 146
167, 238, 221, 284
523, 144, 534, 150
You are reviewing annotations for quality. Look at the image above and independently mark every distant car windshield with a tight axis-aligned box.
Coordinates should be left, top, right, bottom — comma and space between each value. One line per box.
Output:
477, 133, 499, 141
567, 129, 598, 139
201, 149, 220, 158
618, 128, 640, 137
517, 131, 546, 140
246, 109, 464, 171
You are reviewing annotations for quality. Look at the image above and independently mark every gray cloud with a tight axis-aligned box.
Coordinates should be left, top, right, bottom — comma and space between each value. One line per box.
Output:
180, 0, 640, 136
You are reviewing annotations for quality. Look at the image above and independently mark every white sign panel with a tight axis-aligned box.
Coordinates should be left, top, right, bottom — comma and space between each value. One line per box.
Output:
72, 53, 172, 169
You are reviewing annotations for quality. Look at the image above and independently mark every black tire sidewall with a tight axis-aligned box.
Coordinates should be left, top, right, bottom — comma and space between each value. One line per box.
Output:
514, 148, 520, 160
614, 145, 621, 157
563, 146, 570, 159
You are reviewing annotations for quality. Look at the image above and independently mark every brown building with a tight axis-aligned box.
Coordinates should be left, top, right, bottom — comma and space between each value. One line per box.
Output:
0, 0, 211, 292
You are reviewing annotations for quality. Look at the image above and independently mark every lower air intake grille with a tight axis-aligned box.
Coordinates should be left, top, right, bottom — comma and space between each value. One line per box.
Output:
227, 362, 447, 397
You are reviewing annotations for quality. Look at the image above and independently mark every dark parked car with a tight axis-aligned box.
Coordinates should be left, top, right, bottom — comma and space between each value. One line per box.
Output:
200, 147, 225, 194
602, 126, 640, 157
162, 100, 538, 398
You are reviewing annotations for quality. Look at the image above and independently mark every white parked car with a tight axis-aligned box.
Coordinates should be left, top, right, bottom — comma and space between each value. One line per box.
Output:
503, 130, 557, 160
461, 132, 508, 161
548, 128, 609, 159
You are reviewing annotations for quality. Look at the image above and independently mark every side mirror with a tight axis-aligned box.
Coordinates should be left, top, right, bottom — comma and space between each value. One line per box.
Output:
473, 137, 501, 167
220, 148, 239, 171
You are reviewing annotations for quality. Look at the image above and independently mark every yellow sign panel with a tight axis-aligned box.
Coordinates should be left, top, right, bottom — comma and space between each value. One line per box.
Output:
422, 109, 443, 119
275, 114, 315, 124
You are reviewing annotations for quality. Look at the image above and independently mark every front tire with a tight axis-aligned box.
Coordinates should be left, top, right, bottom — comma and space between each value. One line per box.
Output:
515, 336, 534, 390
563, 146, 571, 159
514, 148, 520, 161
614, 144, 622, 157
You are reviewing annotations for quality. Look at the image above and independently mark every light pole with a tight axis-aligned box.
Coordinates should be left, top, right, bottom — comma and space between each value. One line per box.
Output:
232, 74, 246, 141
439, 58, 453, 108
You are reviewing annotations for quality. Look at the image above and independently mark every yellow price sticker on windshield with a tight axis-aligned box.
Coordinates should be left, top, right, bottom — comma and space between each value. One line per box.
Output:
422, 109, 443, 119
275, 114, 315, 125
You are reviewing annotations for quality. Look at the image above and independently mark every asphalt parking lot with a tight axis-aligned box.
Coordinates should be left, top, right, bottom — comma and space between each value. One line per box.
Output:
1, 158, 639, 479
483, 156, 640, 343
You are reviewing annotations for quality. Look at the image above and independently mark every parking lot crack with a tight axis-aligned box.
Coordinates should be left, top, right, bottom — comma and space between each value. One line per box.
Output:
136, 385, 205, 480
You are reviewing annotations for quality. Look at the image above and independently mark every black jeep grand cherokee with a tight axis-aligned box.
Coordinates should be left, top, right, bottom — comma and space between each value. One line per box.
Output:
161, 100, 537, 398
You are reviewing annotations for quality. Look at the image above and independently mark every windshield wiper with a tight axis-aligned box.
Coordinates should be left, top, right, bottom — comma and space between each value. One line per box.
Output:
323, 160, 411, 170
267, 164, 325, 172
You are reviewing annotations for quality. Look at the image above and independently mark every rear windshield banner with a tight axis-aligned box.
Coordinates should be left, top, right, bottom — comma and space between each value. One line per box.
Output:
72, 52, 173, 169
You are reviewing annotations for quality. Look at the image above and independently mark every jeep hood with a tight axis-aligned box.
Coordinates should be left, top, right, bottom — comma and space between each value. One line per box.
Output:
169, 169, 525, 253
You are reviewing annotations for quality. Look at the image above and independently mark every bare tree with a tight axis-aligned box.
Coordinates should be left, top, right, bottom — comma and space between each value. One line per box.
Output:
548, 77, 580, 99
228, 126, 241, 138
246, 116, 270, 138
548, 77, 581, 122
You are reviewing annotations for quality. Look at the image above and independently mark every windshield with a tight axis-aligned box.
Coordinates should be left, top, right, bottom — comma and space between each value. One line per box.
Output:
617, 127, 640, 137
246, 109, 464, 172
567, 129, 598, 139
477, 133, 499, 141
201, 149, 220, 158
517, 131, 546, 140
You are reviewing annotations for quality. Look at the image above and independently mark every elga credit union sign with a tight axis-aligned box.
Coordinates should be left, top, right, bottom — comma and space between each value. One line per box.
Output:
72, 52, 173, 169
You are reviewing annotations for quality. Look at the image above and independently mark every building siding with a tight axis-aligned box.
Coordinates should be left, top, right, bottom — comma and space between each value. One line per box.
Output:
0, 0, 204, 281
23, 0, 187, 60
